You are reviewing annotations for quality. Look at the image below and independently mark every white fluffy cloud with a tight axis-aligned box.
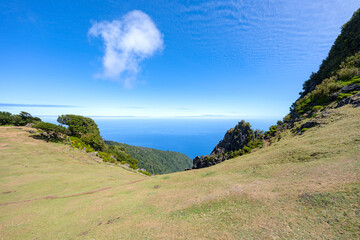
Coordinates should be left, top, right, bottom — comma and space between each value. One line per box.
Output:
89, 10, 163, 87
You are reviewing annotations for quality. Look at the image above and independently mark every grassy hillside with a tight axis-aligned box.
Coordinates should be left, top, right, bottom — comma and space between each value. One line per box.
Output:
1, 105, 359, 239
105, 141, 192, 174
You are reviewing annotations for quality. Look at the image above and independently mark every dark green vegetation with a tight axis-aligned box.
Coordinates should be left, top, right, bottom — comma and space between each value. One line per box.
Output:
192, 121, 264, 169
0, 111, 41, 126
280, 9, 360, 135
106, 141, 192, 174
301, 8, 360, 97
57, 114, 106, 151
1, 112, 191, 175
106, 144, 139, 170
33, 122, 68, 142
289, 8, 360, 116
289, 51, 360, 116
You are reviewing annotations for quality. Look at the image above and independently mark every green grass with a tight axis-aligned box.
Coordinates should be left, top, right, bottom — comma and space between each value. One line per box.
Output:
0, 105, 359, 239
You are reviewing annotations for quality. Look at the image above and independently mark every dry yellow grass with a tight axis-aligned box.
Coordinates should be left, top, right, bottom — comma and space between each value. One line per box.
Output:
0, 106, 359, 239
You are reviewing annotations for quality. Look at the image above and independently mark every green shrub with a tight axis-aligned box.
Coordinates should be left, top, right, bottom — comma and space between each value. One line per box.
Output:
97, 151, 116, 163
269, 125, 278, 133
337, 67, 359, 81
283, 114, 291, 123
337, 93, 353, 101
5, 111, 42, 126
138, 170, 151, 176
0, 111, 12, 125
33, 122, 68, 142
34, 122, 67, 134
242, 146, 251, 154
338, 75, 360, 87
57, 114, 106, 151
105, 145, 139, 169
69, 136, 94, 152
301, 128, 308, 132
313, 106, 323, 111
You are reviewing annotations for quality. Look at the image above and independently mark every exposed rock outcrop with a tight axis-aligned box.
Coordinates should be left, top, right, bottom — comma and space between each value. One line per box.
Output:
211, 120, 254, 156
192, 121, 262, 169
298, 120, 320, 132
336, 92, 360, 108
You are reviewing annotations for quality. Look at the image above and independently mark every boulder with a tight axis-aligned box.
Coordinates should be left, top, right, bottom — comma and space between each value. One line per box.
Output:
300, 120, 319, 130
192, 155, 226, 169
336, 92, 360, 108
340, 84, 360, 93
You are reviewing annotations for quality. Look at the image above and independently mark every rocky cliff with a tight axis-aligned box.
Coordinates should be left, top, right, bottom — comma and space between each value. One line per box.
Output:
192, 121, 263, 169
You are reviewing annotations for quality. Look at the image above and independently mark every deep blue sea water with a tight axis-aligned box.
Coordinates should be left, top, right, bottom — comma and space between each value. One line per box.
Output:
41, 117, 278, 159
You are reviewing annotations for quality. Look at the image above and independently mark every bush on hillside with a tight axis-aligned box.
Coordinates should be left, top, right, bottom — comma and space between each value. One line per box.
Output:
97, 151, 116, 163
57, 114, 106, 151
106, 145, 139, 169
69, 136, 94, 152
337, 67, 359, 81
33, 122, 68, 142
0, 111, 42, 126
0, 111, 12, 125
138, 170, 151, 176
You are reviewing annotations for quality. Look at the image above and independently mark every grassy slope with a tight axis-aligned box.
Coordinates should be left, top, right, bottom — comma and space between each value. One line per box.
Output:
0, 105, 359, 239
105, 141, 192, 174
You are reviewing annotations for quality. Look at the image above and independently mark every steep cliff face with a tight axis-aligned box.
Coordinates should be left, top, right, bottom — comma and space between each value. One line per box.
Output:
192, 121, 263, 169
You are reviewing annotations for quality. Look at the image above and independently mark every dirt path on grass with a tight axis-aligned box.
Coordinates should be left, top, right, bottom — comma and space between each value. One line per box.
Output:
0, 178, 146, 206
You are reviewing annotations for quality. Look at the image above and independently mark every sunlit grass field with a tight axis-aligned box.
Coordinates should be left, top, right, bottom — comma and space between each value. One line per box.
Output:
0, 106, 359, 239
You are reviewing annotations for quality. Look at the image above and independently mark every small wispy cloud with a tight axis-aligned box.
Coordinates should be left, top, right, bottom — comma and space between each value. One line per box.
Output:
89, 10, 164, 88
120, 106, 145, 109
0, 103, 76, 108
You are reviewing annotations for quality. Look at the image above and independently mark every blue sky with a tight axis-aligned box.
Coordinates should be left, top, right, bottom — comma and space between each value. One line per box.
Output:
0, 0, 359, 118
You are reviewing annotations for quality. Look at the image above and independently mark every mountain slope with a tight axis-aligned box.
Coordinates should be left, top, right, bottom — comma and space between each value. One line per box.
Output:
0, 105, 359, 239
105, 140, 192, 174
301, 8, 360, 96
192, 8, 360, 170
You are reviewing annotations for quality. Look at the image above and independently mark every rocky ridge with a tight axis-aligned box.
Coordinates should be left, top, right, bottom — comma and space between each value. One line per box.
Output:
192, 121, 262, 169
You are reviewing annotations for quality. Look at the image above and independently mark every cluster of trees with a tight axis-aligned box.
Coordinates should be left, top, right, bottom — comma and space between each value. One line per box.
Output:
34, 121, 69, 142
106, 145, 139, 170
105, 141, 192, 174
0, 112, 144, 171
57, 114, 106, 151
0, 111, 41, 126
52, 115, 143, 171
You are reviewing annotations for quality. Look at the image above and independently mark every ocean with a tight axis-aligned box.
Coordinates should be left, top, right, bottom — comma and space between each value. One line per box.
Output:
41, 117, 278, 159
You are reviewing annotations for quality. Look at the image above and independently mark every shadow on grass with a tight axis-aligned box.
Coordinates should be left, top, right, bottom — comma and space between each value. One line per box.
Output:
29, 133, 65, 143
